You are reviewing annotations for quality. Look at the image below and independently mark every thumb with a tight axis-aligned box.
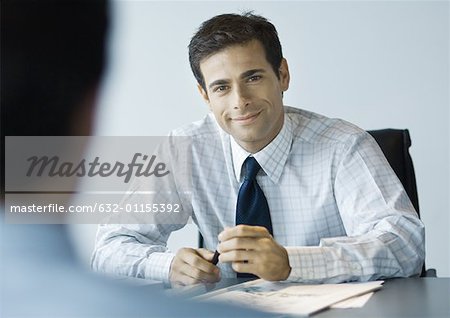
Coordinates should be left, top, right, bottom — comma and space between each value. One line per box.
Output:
196, 248, 214, 261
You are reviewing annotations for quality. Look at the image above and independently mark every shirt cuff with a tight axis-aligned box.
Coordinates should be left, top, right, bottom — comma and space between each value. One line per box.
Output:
145, 252, 175, 284
285, 246, 365, 283
285, 246, 328, 282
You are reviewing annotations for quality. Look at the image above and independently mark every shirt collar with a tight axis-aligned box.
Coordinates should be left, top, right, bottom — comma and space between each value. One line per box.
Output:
230, 114, 293, 183
230, 137, 251, 182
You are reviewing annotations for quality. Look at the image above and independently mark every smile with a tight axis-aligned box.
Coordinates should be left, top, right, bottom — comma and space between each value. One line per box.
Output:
232, 111, 261, 125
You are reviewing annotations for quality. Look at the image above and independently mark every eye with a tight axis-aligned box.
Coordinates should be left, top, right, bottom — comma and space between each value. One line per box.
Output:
247, 75, 262, 82
213, 85, 229, 93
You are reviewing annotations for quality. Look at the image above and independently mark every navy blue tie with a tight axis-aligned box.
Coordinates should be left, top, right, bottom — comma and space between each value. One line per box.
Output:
235, 157, 273, 277
236, 157, 273, 234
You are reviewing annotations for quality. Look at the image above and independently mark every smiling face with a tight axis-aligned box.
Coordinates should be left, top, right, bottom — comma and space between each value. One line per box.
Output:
198, 39, 290, 153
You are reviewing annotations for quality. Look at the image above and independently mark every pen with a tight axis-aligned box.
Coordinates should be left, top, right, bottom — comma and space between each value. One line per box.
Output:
211, 250, 220, 265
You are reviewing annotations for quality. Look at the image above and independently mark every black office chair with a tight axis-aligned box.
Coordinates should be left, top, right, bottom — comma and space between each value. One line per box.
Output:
199, 129, 435, 277
367, 129, 435, 277
367, 129, 420, 215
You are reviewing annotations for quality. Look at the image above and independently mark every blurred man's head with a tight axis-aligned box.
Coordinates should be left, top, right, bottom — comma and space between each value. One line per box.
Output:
2, 0, 109, 137
1, 0, 109, 203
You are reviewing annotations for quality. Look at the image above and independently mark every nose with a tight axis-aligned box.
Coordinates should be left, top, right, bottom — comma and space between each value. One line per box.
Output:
233, 84, 251, 110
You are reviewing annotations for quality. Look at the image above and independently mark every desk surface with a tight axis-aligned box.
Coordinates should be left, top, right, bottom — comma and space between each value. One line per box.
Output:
316, 277, 449, 318
158, 277, 449, 317
134, 277, 449, 317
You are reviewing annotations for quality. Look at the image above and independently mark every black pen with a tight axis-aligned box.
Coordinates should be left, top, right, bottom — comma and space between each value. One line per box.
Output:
211, 250, 220, 265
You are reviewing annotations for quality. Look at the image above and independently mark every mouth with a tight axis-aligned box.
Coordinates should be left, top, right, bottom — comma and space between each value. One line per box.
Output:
232, 111, 261, 125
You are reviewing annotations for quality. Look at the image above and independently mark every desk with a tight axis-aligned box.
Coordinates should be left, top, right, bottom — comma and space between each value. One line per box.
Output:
316, 277, 449, 318
159, 277, 449, 317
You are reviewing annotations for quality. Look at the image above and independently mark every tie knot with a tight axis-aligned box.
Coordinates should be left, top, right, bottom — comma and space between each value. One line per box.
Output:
243, 157, 261, 180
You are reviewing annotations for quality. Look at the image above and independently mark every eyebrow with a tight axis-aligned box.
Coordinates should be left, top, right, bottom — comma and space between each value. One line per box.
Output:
240, 69, 266, 79
208, 69, 267, 90
208, 79, 229, 90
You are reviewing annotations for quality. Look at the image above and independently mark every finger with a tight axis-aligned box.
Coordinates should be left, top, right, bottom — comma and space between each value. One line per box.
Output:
218, 225, 270, 242
172, 281, 185, 289
178, 261, 220, 283
176, 272, 201, 286
177, 248, 214, 270
170, 269, 199, 287
171, 248, 218, 285
196, 248, 214, 262
217, 237, 260, 253
176, 247, 197, 260
187, 254, 219, 273
183, 251, 219, 274
175, 249, 220, 281
231, 261, 256, 275
219, 249, 257, 263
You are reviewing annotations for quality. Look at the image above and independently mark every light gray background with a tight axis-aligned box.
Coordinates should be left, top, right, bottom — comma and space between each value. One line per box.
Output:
69, 0, 450, 277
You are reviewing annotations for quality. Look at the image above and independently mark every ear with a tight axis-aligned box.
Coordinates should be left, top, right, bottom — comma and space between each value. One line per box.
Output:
279, 58, 290, 92
197, 83, 210, 105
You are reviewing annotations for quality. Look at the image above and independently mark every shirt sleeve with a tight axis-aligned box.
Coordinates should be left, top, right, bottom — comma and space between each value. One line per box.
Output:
91, 136, 193, 283
91, 223, 179, 283
90, 177, 191, 283
285, 131, 425, 283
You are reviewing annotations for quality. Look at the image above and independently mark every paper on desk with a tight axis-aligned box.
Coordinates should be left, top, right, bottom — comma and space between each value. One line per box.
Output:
331, 292, 374, 308
195, 279, 383, 316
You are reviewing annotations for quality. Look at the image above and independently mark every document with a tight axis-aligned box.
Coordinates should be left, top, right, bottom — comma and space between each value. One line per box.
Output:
195, 279, 383, 316
331, 292, 374, 308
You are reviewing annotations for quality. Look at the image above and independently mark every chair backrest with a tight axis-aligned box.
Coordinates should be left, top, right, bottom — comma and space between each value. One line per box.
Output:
367, 129, 420, 216
367, 129, 431, 276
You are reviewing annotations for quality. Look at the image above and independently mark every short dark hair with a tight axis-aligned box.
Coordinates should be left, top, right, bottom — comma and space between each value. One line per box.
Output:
188, 12, 283, 91
1, 0, 109, 137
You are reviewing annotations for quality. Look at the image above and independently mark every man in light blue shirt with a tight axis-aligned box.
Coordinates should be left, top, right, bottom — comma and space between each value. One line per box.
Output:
93, 13, 425, 287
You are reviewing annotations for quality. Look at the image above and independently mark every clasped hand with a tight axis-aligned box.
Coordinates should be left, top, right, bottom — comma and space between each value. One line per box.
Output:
169, 248, 220, 288
218, 225, 291, 281
169, 225, 291, 287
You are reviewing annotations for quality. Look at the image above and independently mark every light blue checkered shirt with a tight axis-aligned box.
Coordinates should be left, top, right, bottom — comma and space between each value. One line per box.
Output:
92, 106, 425, 283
